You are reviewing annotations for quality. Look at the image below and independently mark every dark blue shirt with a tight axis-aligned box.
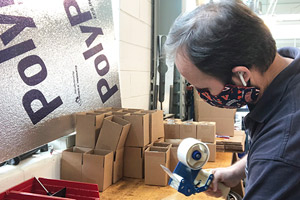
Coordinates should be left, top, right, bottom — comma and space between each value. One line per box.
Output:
244, 47, 300, 200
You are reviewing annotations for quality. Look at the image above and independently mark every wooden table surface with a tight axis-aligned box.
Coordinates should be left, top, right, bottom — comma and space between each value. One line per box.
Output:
100, 152, 233, 200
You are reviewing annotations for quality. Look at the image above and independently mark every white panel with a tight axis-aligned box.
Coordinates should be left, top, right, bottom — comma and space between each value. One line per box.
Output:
140, 0, 152, 25
120, 11, 151, 48
130, 71, 150, 97
120, 71, 132, 99
122, 95, 150, 109
119, 41, 151, 71
120, 0, 140, 18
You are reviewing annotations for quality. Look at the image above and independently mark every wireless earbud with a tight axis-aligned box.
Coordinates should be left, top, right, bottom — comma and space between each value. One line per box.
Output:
238, 72, 247, 87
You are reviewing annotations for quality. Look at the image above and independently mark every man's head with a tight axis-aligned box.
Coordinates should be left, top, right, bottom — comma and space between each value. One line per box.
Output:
164, 0, 276, 94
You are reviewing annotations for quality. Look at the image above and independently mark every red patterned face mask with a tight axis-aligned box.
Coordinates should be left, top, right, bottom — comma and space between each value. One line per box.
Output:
196, 84, 260, 109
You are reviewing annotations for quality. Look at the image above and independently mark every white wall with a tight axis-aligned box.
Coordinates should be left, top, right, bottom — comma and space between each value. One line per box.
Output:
119, 0, 152, 109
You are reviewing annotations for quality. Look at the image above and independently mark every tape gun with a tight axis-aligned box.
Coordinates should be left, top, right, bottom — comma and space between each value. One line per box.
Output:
161, 138, 230, 197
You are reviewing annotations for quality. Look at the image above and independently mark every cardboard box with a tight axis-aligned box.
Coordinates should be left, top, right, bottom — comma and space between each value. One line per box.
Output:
205, 142, 216, 162
110, 111, 131, 117
199, 117, 234, 136
164, 122, 180, 139
216, 130, 246, 152
95, 116, 131, 151
152, 142, 171, 148
194, 90, 236, 118
75, 113, 105, 148
196, 121, 216, 143
61, 147, 92, 182
82, 149, 113, 192
96, 107, 123, 112
164, 139, 182, 145
113, 148, 124, 183
194, 89, 236, 136
170, 144, 179, 172
145, 146, 170, 186
124, 146, 146, 179
124, 113, 150, 147
179, 122, 197, 139
123, 108, 143, 113
142, 110, 164, 143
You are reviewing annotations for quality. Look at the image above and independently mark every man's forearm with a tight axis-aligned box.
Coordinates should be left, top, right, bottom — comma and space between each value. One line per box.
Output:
230, 154, 247, 180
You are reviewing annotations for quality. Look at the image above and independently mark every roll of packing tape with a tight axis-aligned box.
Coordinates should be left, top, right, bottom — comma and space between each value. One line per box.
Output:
177, 138, 210, 170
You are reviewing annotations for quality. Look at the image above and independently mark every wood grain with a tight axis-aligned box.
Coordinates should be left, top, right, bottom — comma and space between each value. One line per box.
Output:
100, 152, 233, 200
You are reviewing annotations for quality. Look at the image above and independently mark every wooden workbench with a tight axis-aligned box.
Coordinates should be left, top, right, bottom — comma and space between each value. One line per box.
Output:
100, 152, 233, 200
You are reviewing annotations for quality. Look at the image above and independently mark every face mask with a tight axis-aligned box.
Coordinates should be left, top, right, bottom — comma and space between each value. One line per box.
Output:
196, 72, 260, 109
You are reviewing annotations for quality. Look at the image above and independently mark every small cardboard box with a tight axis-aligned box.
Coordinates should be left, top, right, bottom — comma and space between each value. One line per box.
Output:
205, 142, 216, 162
95, 116, 131, 151
194, 89, 236, 118
82, 149, 113, 192
170, 144, 179, 172
123, 108, 143, 113
196, 121, 216, 143
124, 146, 146, 179
164, 122, 180, 139
75, 113, 105, 148
141, 110, 164, 143
145, 146, 171, 186
61, 147, 92, 182
179, 122, 197, 139
199, 117, 234, 136
194, 89, 236, 136
124, 113, 150, 147
97, 107, 123, 112
113, 148, 124, 183
110, 111, 131, 117
152, 142, 171, 148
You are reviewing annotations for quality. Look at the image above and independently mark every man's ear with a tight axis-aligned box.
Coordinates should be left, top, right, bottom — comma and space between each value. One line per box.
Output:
232, 66, 251, 86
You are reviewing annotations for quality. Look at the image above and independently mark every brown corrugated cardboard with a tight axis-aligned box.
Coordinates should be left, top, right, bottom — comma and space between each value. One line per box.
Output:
75, 113, 105, 148
164, 139, 183, 145
113, 148, 124, 183
95, 116, 131, 151
61, 146, 92, 182
145, 146, 171, 186
110, 111, 131, 117
170, 144, 179, 172
199, 117, 235, 136
141, 110, 164, 143
152, 142, 171, 148
164, 122, 180, 139
124, 146, 146, 179
194, 90, 236, 118
196, 121, 216, 143
154, 137, 165, 143
82, 149, 113, 192
216, 130, 246, 152
194, 89, 236, 136
205, 142, 216, 162
124, 113, 150, 147
179, 122, 197, 139
124, 108, 143, 113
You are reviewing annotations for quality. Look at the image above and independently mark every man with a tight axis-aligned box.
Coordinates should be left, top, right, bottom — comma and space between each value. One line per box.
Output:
164, 0, 300, 199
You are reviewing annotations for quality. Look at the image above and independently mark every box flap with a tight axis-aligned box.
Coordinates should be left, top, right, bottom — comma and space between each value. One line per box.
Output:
95, 119, 123, 151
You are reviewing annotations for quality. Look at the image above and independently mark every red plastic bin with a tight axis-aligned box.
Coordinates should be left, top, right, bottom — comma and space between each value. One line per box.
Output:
0, 177, 100, 200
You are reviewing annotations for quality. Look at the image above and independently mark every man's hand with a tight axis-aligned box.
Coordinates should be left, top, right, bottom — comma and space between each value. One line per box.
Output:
205, 155, 247, 198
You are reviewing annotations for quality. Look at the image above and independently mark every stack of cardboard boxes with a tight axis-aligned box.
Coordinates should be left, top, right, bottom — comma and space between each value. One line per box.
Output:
61, 110, 131, 191
123, 110, 164, 179
61, 107, 167, 192
164, 119, 217, 162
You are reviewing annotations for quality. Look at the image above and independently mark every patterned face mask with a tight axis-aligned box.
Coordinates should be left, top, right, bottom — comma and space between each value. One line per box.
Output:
196, 84, 260, 109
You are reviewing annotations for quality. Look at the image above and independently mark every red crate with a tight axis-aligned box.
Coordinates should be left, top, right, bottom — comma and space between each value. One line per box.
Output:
0, 177, 100, 200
